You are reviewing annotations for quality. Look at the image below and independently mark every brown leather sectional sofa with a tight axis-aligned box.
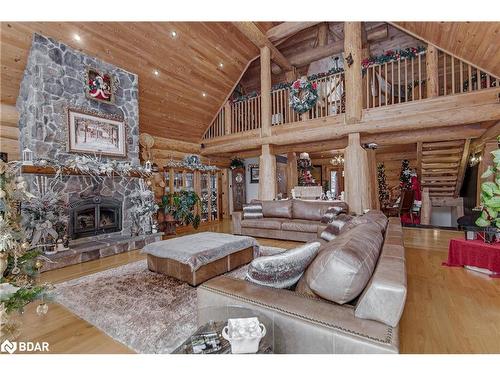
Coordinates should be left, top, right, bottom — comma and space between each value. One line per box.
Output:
232, 199, 349, 242
198, 200, 407, 354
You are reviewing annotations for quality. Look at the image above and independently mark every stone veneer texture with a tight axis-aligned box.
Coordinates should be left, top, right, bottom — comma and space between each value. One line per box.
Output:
17, 33, 142, 238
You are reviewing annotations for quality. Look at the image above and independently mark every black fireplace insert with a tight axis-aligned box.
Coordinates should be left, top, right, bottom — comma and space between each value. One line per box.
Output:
68, 196, 122, 239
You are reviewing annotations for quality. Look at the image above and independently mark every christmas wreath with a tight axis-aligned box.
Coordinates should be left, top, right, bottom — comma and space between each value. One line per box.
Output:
289, 78, 319, 114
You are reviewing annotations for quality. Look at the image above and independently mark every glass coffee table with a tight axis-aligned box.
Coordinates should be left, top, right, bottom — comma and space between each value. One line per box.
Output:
172, 305, 273, 354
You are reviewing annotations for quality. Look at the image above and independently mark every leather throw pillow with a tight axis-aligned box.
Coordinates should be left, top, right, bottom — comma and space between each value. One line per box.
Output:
246, 242, 321, 289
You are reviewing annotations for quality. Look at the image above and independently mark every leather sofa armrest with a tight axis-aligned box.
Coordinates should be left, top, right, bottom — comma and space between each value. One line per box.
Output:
198, 276, 399, 354
232, 211, 242, 234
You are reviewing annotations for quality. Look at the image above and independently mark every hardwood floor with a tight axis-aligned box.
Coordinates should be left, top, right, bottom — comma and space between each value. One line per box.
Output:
10, 221, 500, 354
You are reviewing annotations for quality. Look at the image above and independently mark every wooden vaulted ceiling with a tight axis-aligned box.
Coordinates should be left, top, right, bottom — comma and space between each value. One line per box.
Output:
0, 22, 259, 142
1, 21, 498, 146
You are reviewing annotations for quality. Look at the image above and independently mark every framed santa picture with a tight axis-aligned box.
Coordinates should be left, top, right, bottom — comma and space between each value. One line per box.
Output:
85, 67, 116, 104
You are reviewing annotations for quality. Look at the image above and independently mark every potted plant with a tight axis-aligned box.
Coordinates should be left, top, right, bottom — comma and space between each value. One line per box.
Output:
158, 190, 202, 234
475, 135, 500, 242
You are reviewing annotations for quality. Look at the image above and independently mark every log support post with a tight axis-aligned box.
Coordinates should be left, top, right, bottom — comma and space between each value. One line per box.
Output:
426, 44, 439, 98
224, 101, 232, 135
344, 133, 371, 214
344, 22, 363, 124
259, 45, 276, 200
286, 152, 298, 196
421, 187, 431, 225
259, 144, 277, 200
260, 46, 272, 138
366, 149, 380, 210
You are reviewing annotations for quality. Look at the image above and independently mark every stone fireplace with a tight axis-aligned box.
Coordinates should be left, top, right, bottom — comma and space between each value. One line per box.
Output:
16, 33, 162, 271
69, 195, 122, 239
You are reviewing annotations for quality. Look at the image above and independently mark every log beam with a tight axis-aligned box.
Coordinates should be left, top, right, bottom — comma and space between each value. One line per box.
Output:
470, 121, 500, 151
272, 41, 344, 74
233, 22, 293, 72
267, 22, 322, 43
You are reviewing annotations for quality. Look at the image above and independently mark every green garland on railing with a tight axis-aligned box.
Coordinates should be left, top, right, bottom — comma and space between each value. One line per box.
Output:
231, 66, 344, 103
362, 46, 426, 70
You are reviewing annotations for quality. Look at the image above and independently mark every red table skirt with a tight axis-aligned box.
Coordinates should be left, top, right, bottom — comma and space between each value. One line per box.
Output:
443, 238, 500, 277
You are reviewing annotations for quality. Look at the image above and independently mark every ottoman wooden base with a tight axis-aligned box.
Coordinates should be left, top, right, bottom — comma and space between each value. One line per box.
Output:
147, 246, 254, 286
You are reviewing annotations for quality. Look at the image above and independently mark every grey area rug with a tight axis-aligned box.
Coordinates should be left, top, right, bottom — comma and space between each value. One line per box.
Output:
53, 246, 284, 354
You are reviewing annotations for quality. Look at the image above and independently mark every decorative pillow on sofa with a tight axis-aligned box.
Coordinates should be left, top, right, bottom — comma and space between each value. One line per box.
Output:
245, 242, 321, 289
320, 214, 353, 241
304, 223, 383, 304
243, 203, 263, 219
320, 205, 348, 224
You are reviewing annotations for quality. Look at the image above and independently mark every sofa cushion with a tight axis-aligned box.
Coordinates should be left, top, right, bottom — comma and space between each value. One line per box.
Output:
304, 223, 383, 304
241, 218, 284, 230
246, 242, 321, 289
320, 205, 348, 224
243, 203, 263, 219
281, 219, 319, 233
262, 200, 293, 219
340, 211, 388, 234
292, 199, 348, 221
320, 214, 354, 241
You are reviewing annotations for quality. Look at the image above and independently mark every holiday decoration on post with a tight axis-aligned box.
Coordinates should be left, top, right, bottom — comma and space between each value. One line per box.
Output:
289, 77, 319, 114
0, 160, 48, 339
399, 159, 412, 190
377, 163, 390, 207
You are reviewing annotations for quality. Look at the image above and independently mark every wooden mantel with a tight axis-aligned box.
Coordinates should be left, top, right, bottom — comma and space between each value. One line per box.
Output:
21, 165, 149, 178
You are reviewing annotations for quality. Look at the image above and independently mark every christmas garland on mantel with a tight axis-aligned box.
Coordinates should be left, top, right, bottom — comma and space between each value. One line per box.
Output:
16, 154, 152, 180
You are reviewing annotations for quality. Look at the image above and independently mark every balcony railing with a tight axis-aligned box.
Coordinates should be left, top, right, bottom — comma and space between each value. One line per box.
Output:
203, 47, 498, 141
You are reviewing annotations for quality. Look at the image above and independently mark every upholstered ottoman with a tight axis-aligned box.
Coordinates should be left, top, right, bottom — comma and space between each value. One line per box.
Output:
141, 232, 258, 286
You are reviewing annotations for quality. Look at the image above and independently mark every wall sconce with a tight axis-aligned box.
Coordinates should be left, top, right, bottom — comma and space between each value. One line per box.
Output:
145, 160, 152, 173
345, 53, 354, 67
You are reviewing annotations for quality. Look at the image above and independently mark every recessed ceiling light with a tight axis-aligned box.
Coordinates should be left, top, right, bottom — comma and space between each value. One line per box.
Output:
73, 33, 81, 41
218, 62, 224, 69
171, 31, 177, 38
153, 70, 159, 76
202, 92, 207, 97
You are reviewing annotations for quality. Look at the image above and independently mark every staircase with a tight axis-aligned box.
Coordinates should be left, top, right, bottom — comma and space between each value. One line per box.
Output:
420, 140, 470, 198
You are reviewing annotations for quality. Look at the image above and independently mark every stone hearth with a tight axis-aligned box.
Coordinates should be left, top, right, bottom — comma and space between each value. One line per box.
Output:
41, 232, 163, 272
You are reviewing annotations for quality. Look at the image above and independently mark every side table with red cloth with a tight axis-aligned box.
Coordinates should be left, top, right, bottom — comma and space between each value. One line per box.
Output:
443, 238, 500, 278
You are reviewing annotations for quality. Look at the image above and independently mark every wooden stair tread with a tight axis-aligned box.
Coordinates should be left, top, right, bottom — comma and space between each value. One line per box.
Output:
422, 140, 465, 149
421, 148, 463, 155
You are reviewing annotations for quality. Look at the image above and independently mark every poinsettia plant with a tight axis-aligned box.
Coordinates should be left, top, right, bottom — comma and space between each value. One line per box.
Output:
475, 135, 500, 229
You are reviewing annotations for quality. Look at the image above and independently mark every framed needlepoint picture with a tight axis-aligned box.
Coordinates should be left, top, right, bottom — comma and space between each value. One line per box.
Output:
85, 67, 115, 104
67, 107, 127, 157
